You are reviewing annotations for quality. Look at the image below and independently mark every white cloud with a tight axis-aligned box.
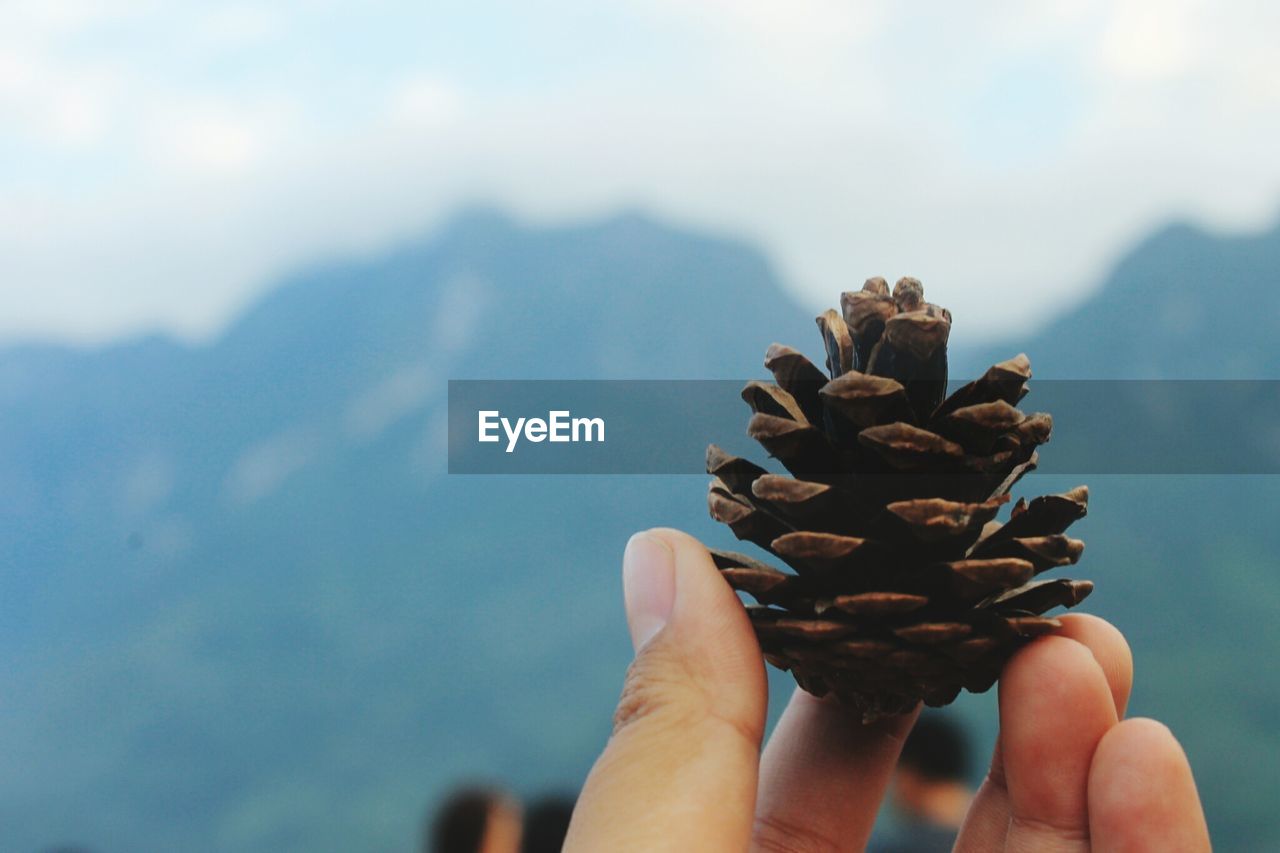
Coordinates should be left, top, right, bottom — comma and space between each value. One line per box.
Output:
7, 0, 159, 35
343, 273, 487, 441
410, 408, 450, 478
3, 1, 1280, 346
223, 426, 322, 506
430, 272, 490, 355
43, 84, 109, 145
0, 48, 37, 96
344, 362, 436, 442
148, 106, 269, 173
640, 0, 886, 74
201, 4, 281, 47
135, 514, 193, 561
1096, 0, 1202, 81
387, 75, 462, 129
0, 48, 122, 148
120, 453, 176, 519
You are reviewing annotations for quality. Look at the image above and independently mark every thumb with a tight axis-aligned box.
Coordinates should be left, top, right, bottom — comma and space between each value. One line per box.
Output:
564, 528, 768, 852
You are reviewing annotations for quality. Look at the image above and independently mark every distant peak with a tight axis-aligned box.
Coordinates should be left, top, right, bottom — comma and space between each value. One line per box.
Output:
437, 205, 519, 238
430, 204, 701, 253
1138, 219, 1208, 250
601, 207, 662, 229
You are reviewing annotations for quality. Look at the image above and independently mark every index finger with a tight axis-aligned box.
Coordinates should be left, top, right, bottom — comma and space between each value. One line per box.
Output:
753, 689, 918, 852
1001, 636, 1118, 851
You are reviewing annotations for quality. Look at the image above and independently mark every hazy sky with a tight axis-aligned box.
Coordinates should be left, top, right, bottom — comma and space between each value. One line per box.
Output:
4, 0, 1280, 345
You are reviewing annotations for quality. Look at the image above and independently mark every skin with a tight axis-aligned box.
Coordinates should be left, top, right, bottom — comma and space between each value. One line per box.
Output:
479, 798, 523, 853
565, 528, 1212, 853
892, 769, 973, 829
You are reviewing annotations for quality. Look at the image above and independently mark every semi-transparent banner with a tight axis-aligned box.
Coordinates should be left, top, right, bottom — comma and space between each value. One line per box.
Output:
448, 380, 1280, 474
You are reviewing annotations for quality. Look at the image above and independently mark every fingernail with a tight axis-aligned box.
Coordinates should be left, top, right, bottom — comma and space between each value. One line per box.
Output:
622, 531, 676, 652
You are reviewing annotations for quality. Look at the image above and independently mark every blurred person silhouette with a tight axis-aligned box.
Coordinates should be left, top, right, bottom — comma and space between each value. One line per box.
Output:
427, 785, 522, 853
521, 795, 575, 853
870, 713, 973, 852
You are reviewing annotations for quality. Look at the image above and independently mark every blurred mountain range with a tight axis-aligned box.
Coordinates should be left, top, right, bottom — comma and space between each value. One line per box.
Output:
957, 219, 1280, 378
1, 209, 1277, 852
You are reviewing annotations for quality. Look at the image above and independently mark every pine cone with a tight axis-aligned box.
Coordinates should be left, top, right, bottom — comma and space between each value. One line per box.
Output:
707, 277, 1092, 723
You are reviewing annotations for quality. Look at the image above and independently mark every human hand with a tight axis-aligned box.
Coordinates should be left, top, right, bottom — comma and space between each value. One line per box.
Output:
564, 528, 1211, 852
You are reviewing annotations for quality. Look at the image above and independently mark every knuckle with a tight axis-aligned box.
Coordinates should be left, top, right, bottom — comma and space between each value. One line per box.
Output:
985, 762, 1008, 790
610, 643, 763, 751
1009, 813, 1091, 843
752, 814, 843, 853
611, 647, 696, 736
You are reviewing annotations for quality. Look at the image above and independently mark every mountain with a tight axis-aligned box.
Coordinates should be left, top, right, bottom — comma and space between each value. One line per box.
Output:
951, 217, 1280, 849
0, 209, 814, 853
2, 210, 1278, 851
954, 219, 1280, 378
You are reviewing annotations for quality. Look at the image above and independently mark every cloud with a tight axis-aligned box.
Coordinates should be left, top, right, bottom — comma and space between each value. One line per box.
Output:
2, 1, 1280, 345
0, 47, 122, 148
640, 0, 886, 71
120, 453, 176, 519
1096, 0, 1201, 81
343, 273, 487, 441
134, 514, 193, 561
145, 102, 278, 174
7, 0, 159, 35
386, 75, 463, 129
223, 426, 322, 506
344, 362, 436, 442
201, 4, 281, 47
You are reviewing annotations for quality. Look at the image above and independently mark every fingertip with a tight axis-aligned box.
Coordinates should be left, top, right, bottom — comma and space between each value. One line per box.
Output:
1000, 635, 1117, 836
754, 689, 919, 852
1094, 717, 1176, 761
643, 527, 760, 648
622, 531, 677, 651
1001, 634, 1113, 716
643, 526, 705, 548
1090, 719, 1183, 791
1089, 718, 1210, 851
1057, 613, 1134, 716
958, 625, 1128, 852
643, 528, 737, 605
786, 688, 920, 745
624, 527, 767, 738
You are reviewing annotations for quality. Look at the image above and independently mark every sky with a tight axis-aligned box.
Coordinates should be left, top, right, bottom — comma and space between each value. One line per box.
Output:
3, 0, 1280, 345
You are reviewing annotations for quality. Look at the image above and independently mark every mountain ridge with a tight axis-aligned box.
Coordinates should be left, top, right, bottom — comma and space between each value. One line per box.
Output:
954, 216, 1280, 378
2, 209, 1277, 852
